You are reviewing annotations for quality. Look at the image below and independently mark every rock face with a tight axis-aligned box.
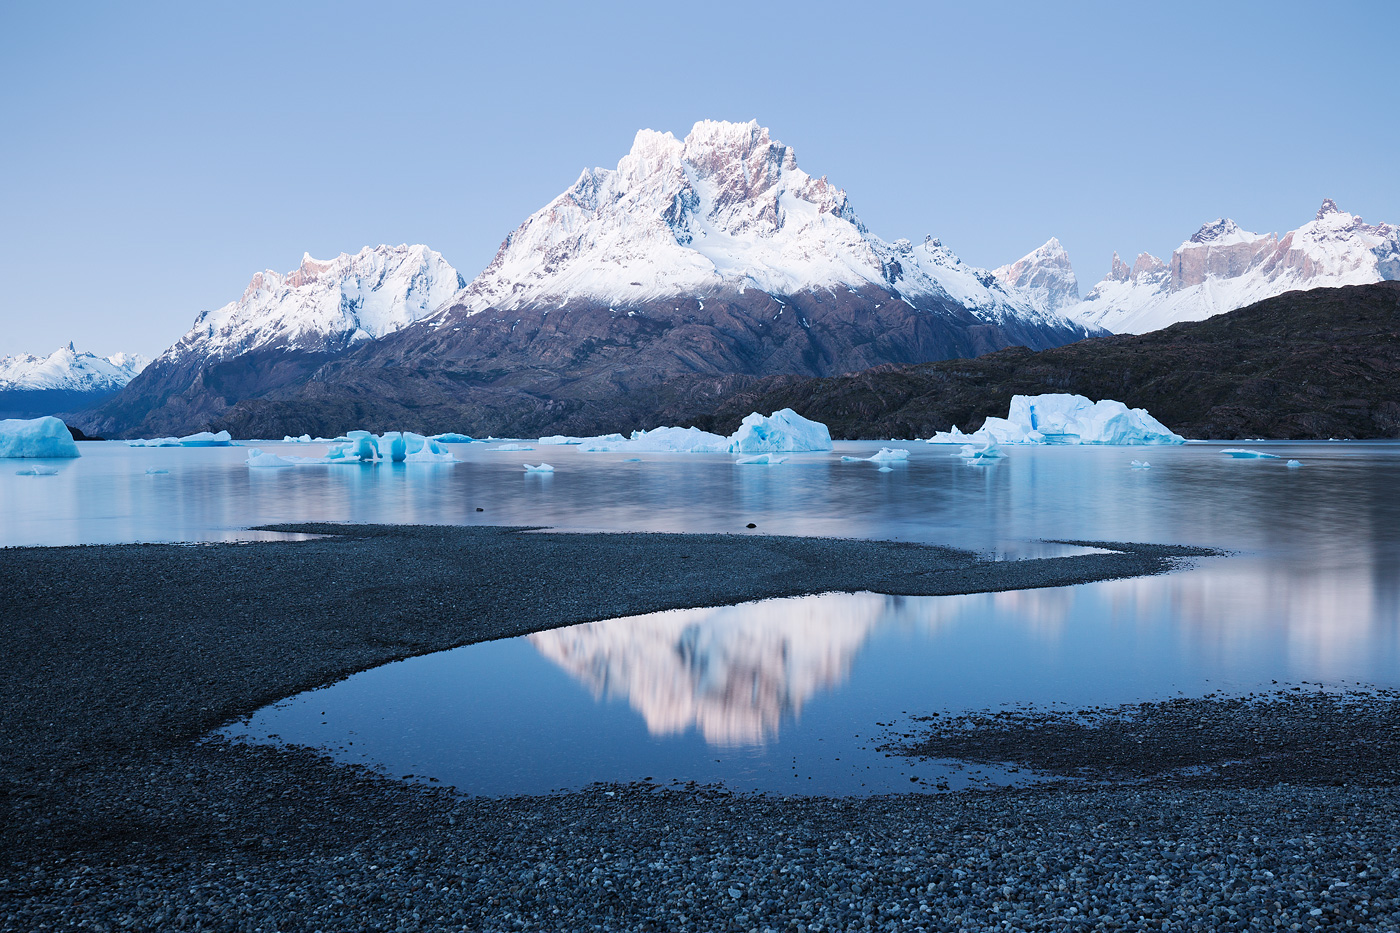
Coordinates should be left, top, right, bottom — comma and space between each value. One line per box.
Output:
81, 120, 1097, 439
1073, 200, 1400, 334
682, 282, 1400, 441
992, 238, 1080, 315
0, 344, 147, 419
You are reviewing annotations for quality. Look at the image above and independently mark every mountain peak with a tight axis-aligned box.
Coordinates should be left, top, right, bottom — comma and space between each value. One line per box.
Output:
1190, 218, 1240, 244
1317, 198, 1341, 220
992, 237, 1079, 312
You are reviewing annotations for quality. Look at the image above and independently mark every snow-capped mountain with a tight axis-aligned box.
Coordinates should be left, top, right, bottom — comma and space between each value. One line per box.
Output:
0, 343, 148, 392
1071, 200, 1400, 334
82, 120, 1098, 438
162, 244, 464, 363
455, 120, 1085, 334
992, 237, 1081, 315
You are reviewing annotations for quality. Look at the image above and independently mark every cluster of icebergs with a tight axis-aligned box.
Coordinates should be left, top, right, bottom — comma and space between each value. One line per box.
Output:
926, 394, 1185, 447
128, 430, 235, 447
246, 430, 458, 468
0, 416, 80, 459
536, 409, 834, 455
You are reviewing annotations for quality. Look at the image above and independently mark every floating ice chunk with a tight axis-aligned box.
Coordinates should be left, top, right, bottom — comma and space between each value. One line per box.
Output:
245, 448, 296, 468
577, 427, 724, 453
621, 457, 642, 462
430, 432, 475, 443
145, 468, 169, 474
127, 437, 182, 447
1286, 459, 1303, 468
839, 455, 863, 462
523, 462, 554, 473
325, 430, 382, 462
0, 417, 81, 458
15, 466, 60, 475
282, 434, 312, 443
877, 466, 893, 472
866, 447, 910, 463
934, 395, 1184, 446
958, 442, 1006, 462
1130, 460, 1152, 469
727, 409, 832, 454
404, 439, 456, 463
735, 453, 788, 465
178, 430, 233, 447
1221, 449, 1281, 459
538, 435, 586, 446
492, 443, 534, 451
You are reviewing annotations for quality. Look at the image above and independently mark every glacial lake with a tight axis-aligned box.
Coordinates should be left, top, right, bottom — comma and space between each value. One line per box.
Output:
5, 438, 1399, 794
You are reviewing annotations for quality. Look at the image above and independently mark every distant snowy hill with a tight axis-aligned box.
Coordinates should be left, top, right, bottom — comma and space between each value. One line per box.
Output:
81, 120, 1098, 439
992, 237, 1081, 316
1068, 200, 1400, 334
0, 344, 148, 419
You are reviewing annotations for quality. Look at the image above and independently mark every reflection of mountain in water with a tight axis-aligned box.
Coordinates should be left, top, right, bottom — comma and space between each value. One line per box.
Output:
528, 594, 893, 746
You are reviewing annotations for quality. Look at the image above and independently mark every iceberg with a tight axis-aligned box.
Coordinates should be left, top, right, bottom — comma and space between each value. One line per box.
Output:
430, 432, 474, 443
735, 453, 788, 465
1286, 459, 1303, 468
578, 427, 724, 453
178, 430, 233, 447
492, 443, 534, 451
927, 394, 1184, 446
1222, 449, 1280, 459
1130, 460, 1152, 470
246, 448, 296, 468
727, 409, 833, 454
282, 434, 313, 443
326, 430, 382, 462
0, 417, 80, 459
127, 437, 182, 447
957, 442, 1006, 461
523, 463, 554, 473
380, 431, 455, 463
865, 448, 910, 463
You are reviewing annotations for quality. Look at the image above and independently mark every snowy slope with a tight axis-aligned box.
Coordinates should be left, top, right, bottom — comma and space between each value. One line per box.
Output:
0, 344, 148, 392
1072, 201, 1400, 334
162, 244, 465, 363
992, 237, 1081, 315
454, 120, 1086, 334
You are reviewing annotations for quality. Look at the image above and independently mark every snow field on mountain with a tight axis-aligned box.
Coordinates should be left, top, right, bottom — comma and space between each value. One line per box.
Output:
0, 345, 147, 392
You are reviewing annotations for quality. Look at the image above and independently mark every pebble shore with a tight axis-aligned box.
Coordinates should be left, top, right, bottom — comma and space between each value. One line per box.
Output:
9, 525, 1395, 931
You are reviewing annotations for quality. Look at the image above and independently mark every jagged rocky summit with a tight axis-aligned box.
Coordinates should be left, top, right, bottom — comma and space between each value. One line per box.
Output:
0, 344, 148, 419
80, 120, 1097, 439
1063, 200, 1400, 334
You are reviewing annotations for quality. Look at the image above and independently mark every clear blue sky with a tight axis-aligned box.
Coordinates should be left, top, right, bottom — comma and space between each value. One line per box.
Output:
2, 0, 1396, 359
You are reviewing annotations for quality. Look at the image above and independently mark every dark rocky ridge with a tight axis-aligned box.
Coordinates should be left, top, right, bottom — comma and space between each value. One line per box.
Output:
77, 284, 1092, 439
677, 282, 1400, 440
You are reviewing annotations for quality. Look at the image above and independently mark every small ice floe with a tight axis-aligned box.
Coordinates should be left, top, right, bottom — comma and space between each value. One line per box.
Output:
493, 443, 534, 451
1286, 459, 1303, 468
735, 453, 788, 465
14, 466, 60, 476
877, 466, 893, 472
127, 437, 181, 447
430, 432, 474, 443
840, 455, 863, 462
0, 416, 80, 459
1221, 449, 1280, 459
246, 448, 296, 468
145, 468, 170, 475
1130, 460, 1151, 470
866, 448, 910, 463
621, 457, 642, 462
523, 463, 554, 473
958, 442, 1006, 463
282, 434, 312, 443
177, 430, 233, 447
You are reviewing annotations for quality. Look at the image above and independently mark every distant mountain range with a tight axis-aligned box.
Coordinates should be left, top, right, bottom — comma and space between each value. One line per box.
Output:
0, 344, 147, 419
994, 200, 1400, 333
63, 120, 1400, 439
78, 120, 1097, 439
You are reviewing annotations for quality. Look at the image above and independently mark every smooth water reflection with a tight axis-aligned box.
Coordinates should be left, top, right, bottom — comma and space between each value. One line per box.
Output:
224, 559, 1400, 795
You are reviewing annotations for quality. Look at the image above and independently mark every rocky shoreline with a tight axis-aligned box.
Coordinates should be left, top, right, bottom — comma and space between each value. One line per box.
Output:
5, 525, 1397, 931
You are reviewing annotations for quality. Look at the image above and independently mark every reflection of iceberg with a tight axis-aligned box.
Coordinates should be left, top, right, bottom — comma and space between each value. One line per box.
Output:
527, 594, 891, 746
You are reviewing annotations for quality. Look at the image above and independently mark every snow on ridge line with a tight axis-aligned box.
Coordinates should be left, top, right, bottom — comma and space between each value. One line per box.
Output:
0, 344, 148, 392
0, 416, 81, 459
926, 394, 1184, 446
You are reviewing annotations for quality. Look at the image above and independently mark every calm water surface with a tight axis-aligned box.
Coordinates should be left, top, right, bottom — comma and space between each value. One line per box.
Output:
5, 438, 1397, 794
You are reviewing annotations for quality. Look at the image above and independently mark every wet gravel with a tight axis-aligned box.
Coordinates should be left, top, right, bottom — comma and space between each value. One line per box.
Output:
10, 525, 1397, 931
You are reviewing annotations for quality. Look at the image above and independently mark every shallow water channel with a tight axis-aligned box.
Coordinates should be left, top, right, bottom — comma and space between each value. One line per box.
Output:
6, 437, 1399, 794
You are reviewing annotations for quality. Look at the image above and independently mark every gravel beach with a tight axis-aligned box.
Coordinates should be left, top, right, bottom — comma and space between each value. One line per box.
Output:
5, 524, 1397, 932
